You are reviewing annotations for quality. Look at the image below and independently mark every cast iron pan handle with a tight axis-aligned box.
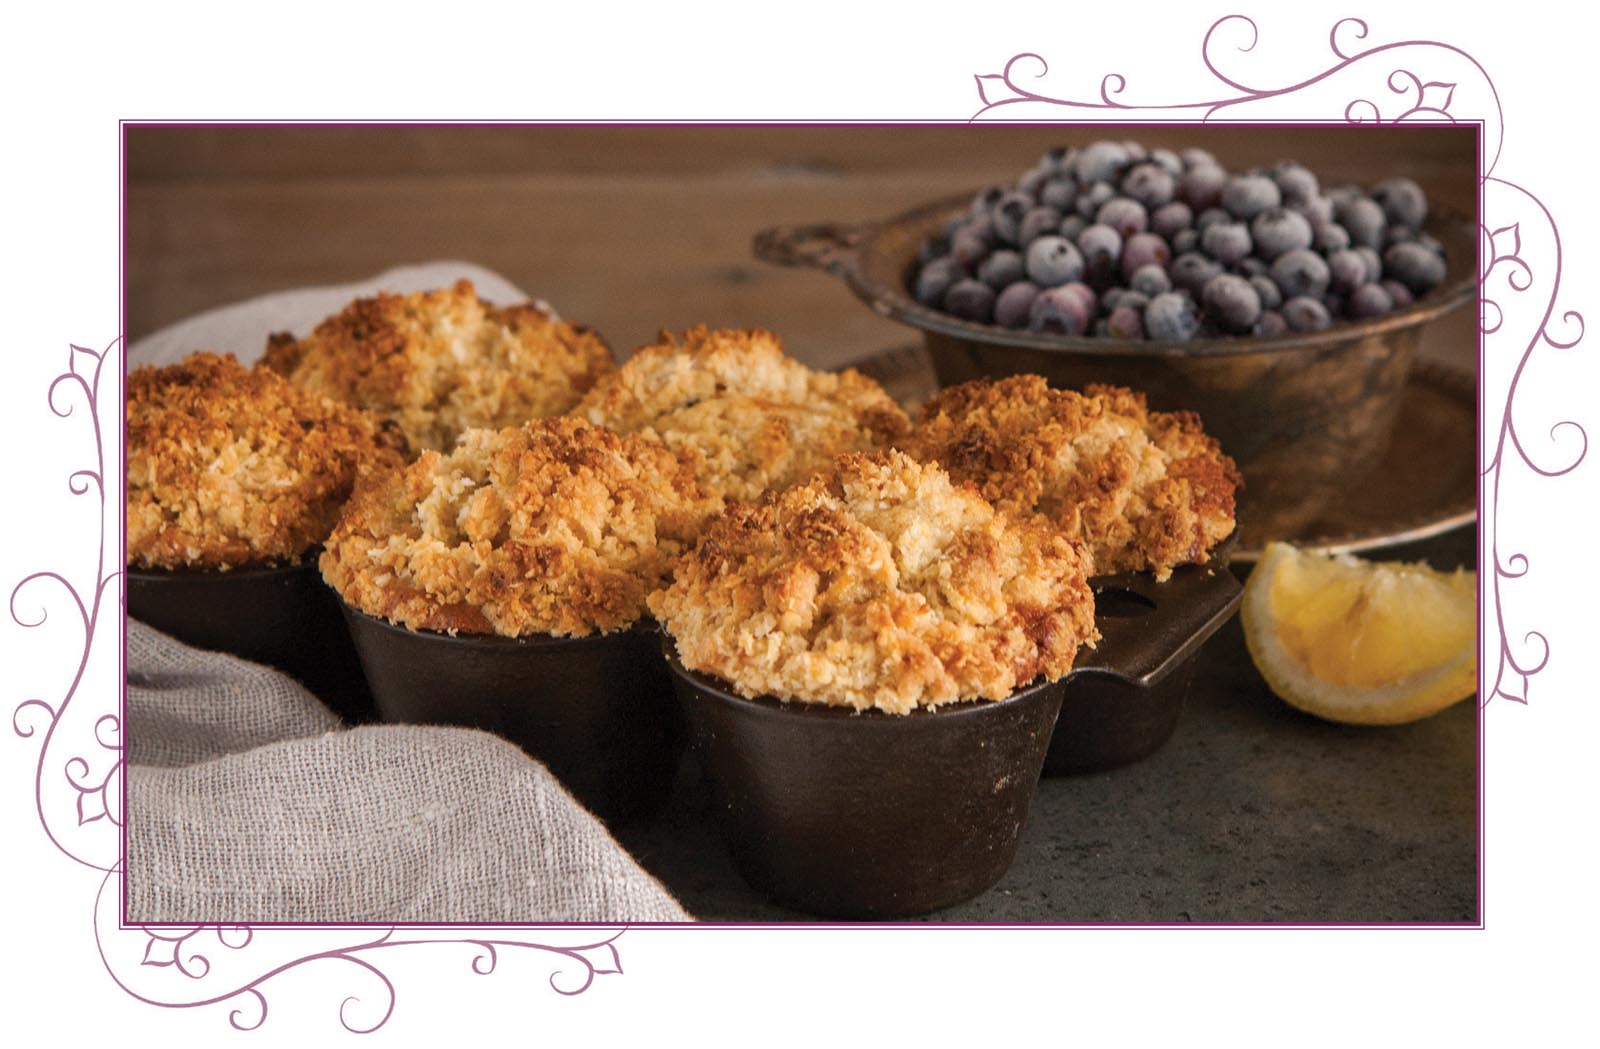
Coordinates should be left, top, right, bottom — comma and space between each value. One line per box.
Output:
1068, 545, 1243, 690
752, 222, 868, 273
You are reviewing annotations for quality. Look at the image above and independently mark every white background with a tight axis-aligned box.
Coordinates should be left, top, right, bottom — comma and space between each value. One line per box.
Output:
2, 0, 1597, 1044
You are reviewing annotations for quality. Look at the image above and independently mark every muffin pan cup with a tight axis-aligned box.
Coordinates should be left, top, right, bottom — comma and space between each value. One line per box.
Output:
666, 652, 1067, 920
1054, 542, 1243, 775
340, 607, 681, 825
666, 537, 1241, 918
127, 559, 375, 724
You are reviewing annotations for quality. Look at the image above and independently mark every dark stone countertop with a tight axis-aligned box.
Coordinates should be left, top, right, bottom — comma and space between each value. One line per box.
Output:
615, 526, 1478, 924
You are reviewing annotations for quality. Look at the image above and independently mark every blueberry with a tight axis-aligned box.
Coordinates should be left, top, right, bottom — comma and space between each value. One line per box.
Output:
1383, 241, 1447, 294
1018, 167, 1050, 197
1272, 161, 1320, 205
993, 281, 1042, 328
1252, 310, 1288, 337
1169, 252, 1223, 295
1322, 292, 1346, 318
971, 185, 1006, 215
1149, 149, 1184, 177
1107, 305, 1145, 339
1117, 290, 1150, 312
1121, 140, 1149, 162
1076, 223, 1123, 282
1201, 221, 1253, 265
1221, 174, 1281, 219
1196, 207, 1232, 233
1120, 232, 1172, 280
1130, 263, 1171, 297
1250, 207, 1314, 260
1180, 148, 1218, 170
950, 229, 990, 268
1179, 165, 1228, 210
1372, 177, 1428, 230
1201, 273, 1262, 333
1074, 141, 1132, 185
1101, 287, 1125, 312
1076, 181, 1115, 219
1336, 196, 1387, 249
1028, 285, 1092, 334
1384, 225, 1418, 248
1348, 282, 1396, 318
1355, 246, 1384, 283
1096, 197, 1149, 238
1040, 146, 1075, 174
1059, 281, 1098, 315
1040, 177, 1078, 212
1249, 274, 1282, 310
1018, 206, 1065, 245
1417, 232, 1444, 255
1294, 195, 1335, 226
1171, 229, 1199, 255
1121, 163, 1177, 208
1313, 223, 1351, 253
1058, 214, 1088, 242
1270, 248, 1331, 298
942, 278, 996, 322
1150, 201, 1194, 240
991, 190, 1037, 244
1145, 291, 1201, 341
1326, 249, 1368, 294
1380, 278, 1415, 309
977, 249, 1026, 289
1282, 295, 1332, 332
1326, 184, 1363, 209
1025, 236, 1086, 286
1236, 257, 1269, 278
914, 256, 966, 306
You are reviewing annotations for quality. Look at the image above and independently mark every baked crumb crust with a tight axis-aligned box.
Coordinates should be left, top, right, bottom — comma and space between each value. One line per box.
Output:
649, 450, 1098, 713
127, 352, 408, 571
262, 279, 614, 452
321, 417, 721, 637
573, 325, 910, 502
906, 376, 1240, 581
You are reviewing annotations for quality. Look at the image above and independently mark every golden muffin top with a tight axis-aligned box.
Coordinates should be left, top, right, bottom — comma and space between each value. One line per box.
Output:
262, 279, 614, 452
650, 450, 1099, 713
127, 352, 408, 571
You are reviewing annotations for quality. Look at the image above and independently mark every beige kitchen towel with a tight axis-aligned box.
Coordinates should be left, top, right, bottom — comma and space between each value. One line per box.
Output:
125, 619, 692, 923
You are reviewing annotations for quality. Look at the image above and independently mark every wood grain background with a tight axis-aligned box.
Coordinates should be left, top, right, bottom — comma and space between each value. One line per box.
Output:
126, 125, 1478, 369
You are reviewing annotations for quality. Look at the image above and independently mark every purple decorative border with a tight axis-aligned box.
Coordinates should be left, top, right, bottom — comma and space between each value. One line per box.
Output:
7, 12, 1586, 1036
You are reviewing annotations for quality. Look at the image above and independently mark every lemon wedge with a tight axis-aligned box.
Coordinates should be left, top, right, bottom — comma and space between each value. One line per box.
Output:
1240, 542, 1477, 725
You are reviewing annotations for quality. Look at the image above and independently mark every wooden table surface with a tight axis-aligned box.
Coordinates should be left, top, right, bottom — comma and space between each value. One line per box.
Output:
126, 124, 1478, 371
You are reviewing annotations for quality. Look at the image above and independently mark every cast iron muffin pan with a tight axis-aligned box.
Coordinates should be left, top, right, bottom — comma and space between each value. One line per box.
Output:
665, 538, 1241, 919
127, 558, 375, 724
340, 608, 681, 826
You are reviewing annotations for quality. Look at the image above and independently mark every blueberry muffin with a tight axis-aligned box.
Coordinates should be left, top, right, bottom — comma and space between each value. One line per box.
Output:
905, 376, 1240, 580
262, 279, 614, 452
572, 325, 910, 503
126, 352, 407, 570
320, 417, 721, 637
649, 450, 1098, 713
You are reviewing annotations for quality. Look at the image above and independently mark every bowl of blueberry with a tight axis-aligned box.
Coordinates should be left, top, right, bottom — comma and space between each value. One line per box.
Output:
753, 139, 1474, 545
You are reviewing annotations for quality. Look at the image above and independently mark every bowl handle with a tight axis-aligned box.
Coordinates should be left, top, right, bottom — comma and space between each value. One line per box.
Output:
1067, 555, 1243, 690
752, 223, 868, 272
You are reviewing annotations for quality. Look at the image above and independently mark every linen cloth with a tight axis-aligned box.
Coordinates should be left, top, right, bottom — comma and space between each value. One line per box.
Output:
125, 622, 691, 924
126, 264, 689, 922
